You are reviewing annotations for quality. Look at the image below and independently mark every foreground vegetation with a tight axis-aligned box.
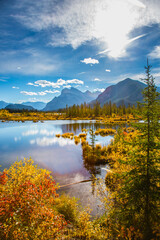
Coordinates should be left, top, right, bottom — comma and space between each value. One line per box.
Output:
0, 63, 159, 239
1, 158, 134, 240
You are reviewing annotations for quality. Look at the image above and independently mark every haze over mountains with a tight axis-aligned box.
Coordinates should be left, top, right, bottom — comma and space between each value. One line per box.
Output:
22, 101, 46, 110
1, 78, 159, 111
0, 101, 9, 109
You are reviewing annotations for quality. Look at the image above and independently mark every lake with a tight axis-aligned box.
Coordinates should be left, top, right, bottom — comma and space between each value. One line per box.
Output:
0, 120, 115, 215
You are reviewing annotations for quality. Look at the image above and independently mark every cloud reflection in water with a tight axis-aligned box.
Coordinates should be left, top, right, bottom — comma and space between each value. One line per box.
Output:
30, 136, 74, 147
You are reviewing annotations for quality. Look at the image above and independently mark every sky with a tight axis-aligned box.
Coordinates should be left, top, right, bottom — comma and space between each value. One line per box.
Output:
0, 0, 160, 103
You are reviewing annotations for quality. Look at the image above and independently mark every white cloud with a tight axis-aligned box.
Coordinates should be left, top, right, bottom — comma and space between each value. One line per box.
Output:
93, 88, 105, 92
93, 78, 101, 81
148, 46, 160, 59
38, 91, 47, 96
20, 91, 38, 96
27, 82, 34, 86
44, 90, 60, 94
66, 79, 84, 84
34, 80, 60, 88
12, 86, 19, 89
21, 90, 59, 96
80, 58, 99, 65
31, 78, 84, 88
27, 82, 39, 87
12, 0, 160, 58
105, 69, 111, 72
57, 79, 66, 85
63, 85, 71, 89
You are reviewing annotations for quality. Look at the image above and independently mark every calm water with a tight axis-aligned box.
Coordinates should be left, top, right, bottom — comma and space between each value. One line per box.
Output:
0, 120, 115, 215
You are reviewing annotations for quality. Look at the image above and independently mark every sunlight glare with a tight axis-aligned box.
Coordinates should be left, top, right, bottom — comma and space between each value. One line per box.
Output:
95, 0, 139, 58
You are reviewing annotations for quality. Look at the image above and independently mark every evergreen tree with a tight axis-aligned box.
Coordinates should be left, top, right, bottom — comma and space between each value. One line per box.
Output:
138, 61, 160, 239
105, 61, 160, 239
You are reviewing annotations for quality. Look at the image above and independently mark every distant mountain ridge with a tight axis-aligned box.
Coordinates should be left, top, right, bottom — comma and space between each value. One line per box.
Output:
0, 101, 10, 109
43, 87, 100, 111
5, 104, 35, 111
93, 78, 148, 106
22, 101, 46, 110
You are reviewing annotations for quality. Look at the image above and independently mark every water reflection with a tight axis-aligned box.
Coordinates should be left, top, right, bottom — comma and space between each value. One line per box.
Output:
0, 120, 114, 176
30, 137, 74, 147
0, 120, 115, 215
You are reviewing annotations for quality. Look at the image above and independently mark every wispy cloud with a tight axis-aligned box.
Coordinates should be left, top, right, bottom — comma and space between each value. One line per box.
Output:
98, 34, 146, 59
12, 86, 19, 89
148, 46, 160, 59
93, 78, 101, 82
93, 88, 105, 92
80, 58, 99, 65
78, 72, 86, 75
0, 76, 9, 82
23, 97, 49, 103
44, 90, 60, 94
0, 48, 58, 75
109, 67, 160, 85
0, 79, 7, 82
12, 0, 160, 58
38, 92, 47, 96
20, 91, 38, 96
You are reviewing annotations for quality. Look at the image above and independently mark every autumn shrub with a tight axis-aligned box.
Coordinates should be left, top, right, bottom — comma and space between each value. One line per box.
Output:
62, 132, 74, 138
55, 194, 79, 223
81, 137, 87, 146
95, 128, 116, 136
56, 134, 61, 137
82, 128, 88, 132
74, 136, 80, 145
0, 159, 67, 240
79, 133, 87, 139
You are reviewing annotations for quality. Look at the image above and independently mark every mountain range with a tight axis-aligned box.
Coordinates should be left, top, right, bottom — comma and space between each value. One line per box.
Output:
94, 78, 146, 106
43, 87, 100, 111
1, 78, 159, 111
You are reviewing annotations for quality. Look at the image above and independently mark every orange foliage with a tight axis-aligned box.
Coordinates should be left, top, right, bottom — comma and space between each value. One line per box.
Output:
0, 159, 67, 239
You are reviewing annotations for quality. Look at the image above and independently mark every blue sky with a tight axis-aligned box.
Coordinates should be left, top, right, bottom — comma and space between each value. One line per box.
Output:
0, 0, 160, 103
